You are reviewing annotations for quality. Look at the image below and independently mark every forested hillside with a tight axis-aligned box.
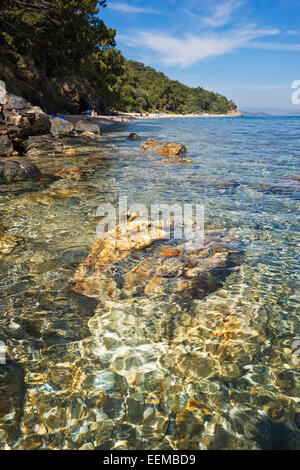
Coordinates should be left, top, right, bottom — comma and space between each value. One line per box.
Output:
120, 61, 237, 114
0, 0, 238, 115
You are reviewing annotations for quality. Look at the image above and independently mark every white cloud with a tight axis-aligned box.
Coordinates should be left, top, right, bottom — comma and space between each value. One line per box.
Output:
120, 26, 280, 68
203, 0, 244, 28
250, 41, 300, 51
286, 30, 299, 36
108, 2, 159, 14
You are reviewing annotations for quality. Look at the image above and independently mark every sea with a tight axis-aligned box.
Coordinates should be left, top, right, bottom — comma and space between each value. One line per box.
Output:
0, 116, 299, 450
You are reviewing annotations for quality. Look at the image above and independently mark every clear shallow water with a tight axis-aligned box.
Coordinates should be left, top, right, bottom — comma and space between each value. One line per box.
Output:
0, 117, 299, 450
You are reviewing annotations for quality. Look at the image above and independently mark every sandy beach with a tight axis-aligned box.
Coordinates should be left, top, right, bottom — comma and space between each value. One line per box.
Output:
60, 110, 243, 127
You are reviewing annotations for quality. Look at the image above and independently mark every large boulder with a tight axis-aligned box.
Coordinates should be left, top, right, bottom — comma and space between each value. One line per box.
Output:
141, 139, 187, 157
3, 94, 50, 144
50, 117, 74, 136
73, 215, 241, 302
0, 159, 41, 184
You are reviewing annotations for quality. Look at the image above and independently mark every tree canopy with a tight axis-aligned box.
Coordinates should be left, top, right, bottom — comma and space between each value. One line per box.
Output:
120, 61, 237, 115
0, 1, 238, 114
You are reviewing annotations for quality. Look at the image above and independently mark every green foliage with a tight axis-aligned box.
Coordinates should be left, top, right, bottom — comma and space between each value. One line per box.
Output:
0, 1, 237, 114
120, 61, 237, 115
0, 0, 123, 109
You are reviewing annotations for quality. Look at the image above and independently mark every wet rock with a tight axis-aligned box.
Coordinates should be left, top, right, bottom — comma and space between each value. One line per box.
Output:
3, 94, 50, 144
74, 120, 101, 135
73, 215, 241, 302
50, 116, 74, 136
23, 134, 64, 157
0, 158, 41, 184
141, 139, 187, 157
127, 133, 141, 141
0, 134, 13, 156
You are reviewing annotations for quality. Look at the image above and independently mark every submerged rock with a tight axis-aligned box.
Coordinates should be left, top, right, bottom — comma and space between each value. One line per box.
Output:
73, 215, 241, 302
257, 174, 299, 196
0, 361, 25, 447
0, 159, 41, 184
127, 133, 141, 141
0, 225, 24, 258
141, 139, 187, 157
52, 165, 94, 181
189, 175, 240, 189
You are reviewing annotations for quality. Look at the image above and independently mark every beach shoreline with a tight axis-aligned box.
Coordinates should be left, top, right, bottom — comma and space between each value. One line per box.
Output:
95, 112, 243, 124
60, 110, 243, 127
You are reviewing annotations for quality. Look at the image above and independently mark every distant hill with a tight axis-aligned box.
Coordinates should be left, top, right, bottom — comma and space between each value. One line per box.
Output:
242, 107, 300, 116
120, 60, 239, 115
241, 111, 271, 117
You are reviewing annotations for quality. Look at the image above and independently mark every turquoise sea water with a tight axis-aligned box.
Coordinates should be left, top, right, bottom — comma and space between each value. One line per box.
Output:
0, 116, 299, 450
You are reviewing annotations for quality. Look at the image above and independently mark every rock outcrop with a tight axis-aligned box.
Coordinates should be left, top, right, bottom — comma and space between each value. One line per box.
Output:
0, 159, 41, 184
141, 139, 187, 157
3, 94, 50, 145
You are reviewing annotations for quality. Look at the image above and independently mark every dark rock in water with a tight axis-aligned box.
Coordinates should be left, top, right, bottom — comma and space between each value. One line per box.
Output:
0, 134, 13, 156
74, 120, 101, 135
127, 133, 141, 141
23, 134, 64, 157
50, 117, 74, 136
73, 215, 241, 302
0, 159, 41, 184
3, 94, 50, 144
257, 174, 299, 196
141, 138, 187, 157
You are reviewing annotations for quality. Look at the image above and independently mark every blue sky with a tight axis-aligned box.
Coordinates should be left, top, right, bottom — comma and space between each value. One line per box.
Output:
100, 0, 300, 109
